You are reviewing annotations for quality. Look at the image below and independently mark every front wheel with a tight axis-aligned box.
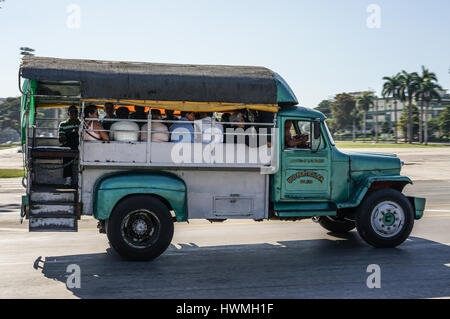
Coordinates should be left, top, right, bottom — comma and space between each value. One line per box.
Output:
107, 195, 174, 261
356, 189, 414, 248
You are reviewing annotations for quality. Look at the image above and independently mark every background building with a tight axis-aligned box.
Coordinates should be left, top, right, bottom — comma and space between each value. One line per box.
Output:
348, 90, 449, 138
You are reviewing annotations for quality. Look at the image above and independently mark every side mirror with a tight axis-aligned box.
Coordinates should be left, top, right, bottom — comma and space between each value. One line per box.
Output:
313, 122, 321, 140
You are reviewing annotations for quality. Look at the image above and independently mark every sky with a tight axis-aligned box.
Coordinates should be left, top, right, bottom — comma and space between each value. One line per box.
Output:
0, 0, 449, 108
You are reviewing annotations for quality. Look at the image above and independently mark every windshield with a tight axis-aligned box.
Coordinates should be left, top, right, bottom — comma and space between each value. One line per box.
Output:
324, 121, 335, 146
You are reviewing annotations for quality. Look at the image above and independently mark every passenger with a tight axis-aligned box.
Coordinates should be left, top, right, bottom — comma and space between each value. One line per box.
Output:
58, 105, 80, 185
109, 107, 140, 142
169, 111, 195, 143
59, 105, 80, 150
101, 102, 116, 131
83, 104, 110, 141
256, 111, 274, 148
130, 105, 148, 128
221, 113, 231, 132
284, 120, 308, 148
228, 111, 258, 147
196, 112, 224, 144
163, 110, 178, 129
141, 109, 169, 142
221, 113, 230, 122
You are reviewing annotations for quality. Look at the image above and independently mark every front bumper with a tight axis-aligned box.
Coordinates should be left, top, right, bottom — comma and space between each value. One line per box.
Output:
407, 196, 426, 220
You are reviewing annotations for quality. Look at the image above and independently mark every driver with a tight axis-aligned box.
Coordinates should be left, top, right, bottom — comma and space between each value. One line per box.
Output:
285, 120, 308, 148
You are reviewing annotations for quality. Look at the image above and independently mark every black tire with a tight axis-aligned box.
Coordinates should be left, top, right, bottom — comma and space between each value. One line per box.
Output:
107, 195, 174, 261
318, 216, 356, 233
356, 188, 414, 248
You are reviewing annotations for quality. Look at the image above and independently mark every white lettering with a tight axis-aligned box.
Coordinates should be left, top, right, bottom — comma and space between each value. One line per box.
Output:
66, 264, 81, 289
66, 4, 81, 29
366, 4, 381, 29
366, 264, 381, 288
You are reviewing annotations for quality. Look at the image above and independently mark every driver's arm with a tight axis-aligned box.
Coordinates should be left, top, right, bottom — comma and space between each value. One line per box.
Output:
285, 128, 307, 147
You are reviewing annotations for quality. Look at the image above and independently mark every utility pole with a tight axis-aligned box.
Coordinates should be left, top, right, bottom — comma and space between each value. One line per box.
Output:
375, 98, 379, 143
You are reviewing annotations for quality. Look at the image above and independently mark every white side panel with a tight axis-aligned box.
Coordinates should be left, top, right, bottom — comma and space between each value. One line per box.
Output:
83, 142, 147, 163
81, 167, 268, 220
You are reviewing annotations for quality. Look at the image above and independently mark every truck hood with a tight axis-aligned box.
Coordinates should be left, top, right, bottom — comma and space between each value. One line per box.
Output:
343, 151, 402, 173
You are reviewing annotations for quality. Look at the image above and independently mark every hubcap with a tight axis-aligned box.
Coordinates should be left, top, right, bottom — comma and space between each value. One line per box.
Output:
121, 210, 160, 249
132, 220, 148, 235
370, 201, 405, 238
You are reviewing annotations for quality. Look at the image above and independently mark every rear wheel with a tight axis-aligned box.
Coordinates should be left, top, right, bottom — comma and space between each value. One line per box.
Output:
356, 189, 414, 248
317, 216, 356, 233
107, 195, 174, 261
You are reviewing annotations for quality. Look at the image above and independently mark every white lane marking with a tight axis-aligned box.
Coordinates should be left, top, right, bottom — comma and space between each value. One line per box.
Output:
426, 210, 450, 212
0, 228, 27, 231
0, 262, 31, 266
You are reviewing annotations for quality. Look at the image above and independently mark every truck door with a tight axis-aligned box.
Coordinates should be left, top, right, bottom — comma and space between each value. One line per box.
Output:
279, 118, 331, 201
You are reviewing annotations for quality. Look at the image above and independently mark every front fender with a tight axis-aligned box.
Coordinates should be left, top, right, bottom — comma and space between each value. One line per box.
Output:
337, 175, 413, 209
93, 171, 187, 222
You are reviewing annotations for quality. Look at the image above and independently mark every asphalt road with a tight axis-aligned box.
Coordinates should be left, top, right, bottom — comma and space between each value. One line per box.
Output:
0, 177, 449, 299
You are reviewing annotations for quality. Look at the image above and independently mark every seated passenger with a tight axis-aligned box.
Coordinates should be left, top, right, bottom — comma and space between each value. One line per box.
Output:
169, 111, 195, 143
221, 113, 231, 131
141, 109, 169, 142
130, 106, 148, 128
284, 120, 308, 148
196, 112, 224, 144
163, 109, 178, 129
110, 107, 140, 142
101, 102, 116, 131
256, 111, 274, 148
83, 104, 110, 141
228, 111, 259, 147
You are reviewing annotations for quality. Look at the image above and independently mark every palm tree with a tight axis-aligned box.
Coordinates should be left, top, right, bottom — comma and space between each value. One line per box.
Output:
416, 66, 440, 144
382, 73, 402, 143
356, 92, 375, 140
398, 71, 420, 143
416, 78, 442, 145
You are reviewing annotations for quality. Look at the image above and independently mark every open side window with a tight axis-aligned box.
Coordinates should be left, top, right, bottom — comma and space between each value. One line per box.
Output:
283, 119, 325, 151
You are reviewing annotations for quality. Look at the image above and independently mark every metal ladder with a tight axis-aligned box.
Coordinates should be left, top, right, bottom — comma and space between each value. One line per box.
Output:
26, 147, 80, 232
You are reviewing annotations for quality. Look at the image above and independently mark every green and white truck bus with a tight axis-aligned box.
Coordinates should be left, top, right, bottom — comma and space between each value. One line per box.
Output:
19, 56, 425, 261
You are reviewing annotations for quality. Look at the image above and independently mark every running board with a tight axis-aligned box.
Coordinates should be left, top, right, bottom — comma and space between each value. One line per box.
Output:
275, 210, 336, 217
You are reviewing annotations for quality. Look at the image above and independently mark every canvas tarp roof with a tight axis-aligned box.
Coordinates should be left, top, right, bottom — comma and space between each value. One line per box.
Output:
20, 57, 298, 112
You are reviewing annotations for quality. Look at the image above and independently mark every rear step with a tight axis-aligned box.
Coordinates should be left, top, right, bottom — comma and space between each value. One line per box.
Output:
29, 203, 78, 232
28, 185, 79, 232
29, 217, 77, 232
30, 185, 76, 203
30, 202, 76, 216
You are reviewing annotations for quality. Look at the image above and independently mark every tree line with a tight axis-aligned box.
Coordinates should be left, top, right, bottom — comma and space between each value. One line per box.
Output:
0, 97, 21, 144
317, 66, 450, 144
